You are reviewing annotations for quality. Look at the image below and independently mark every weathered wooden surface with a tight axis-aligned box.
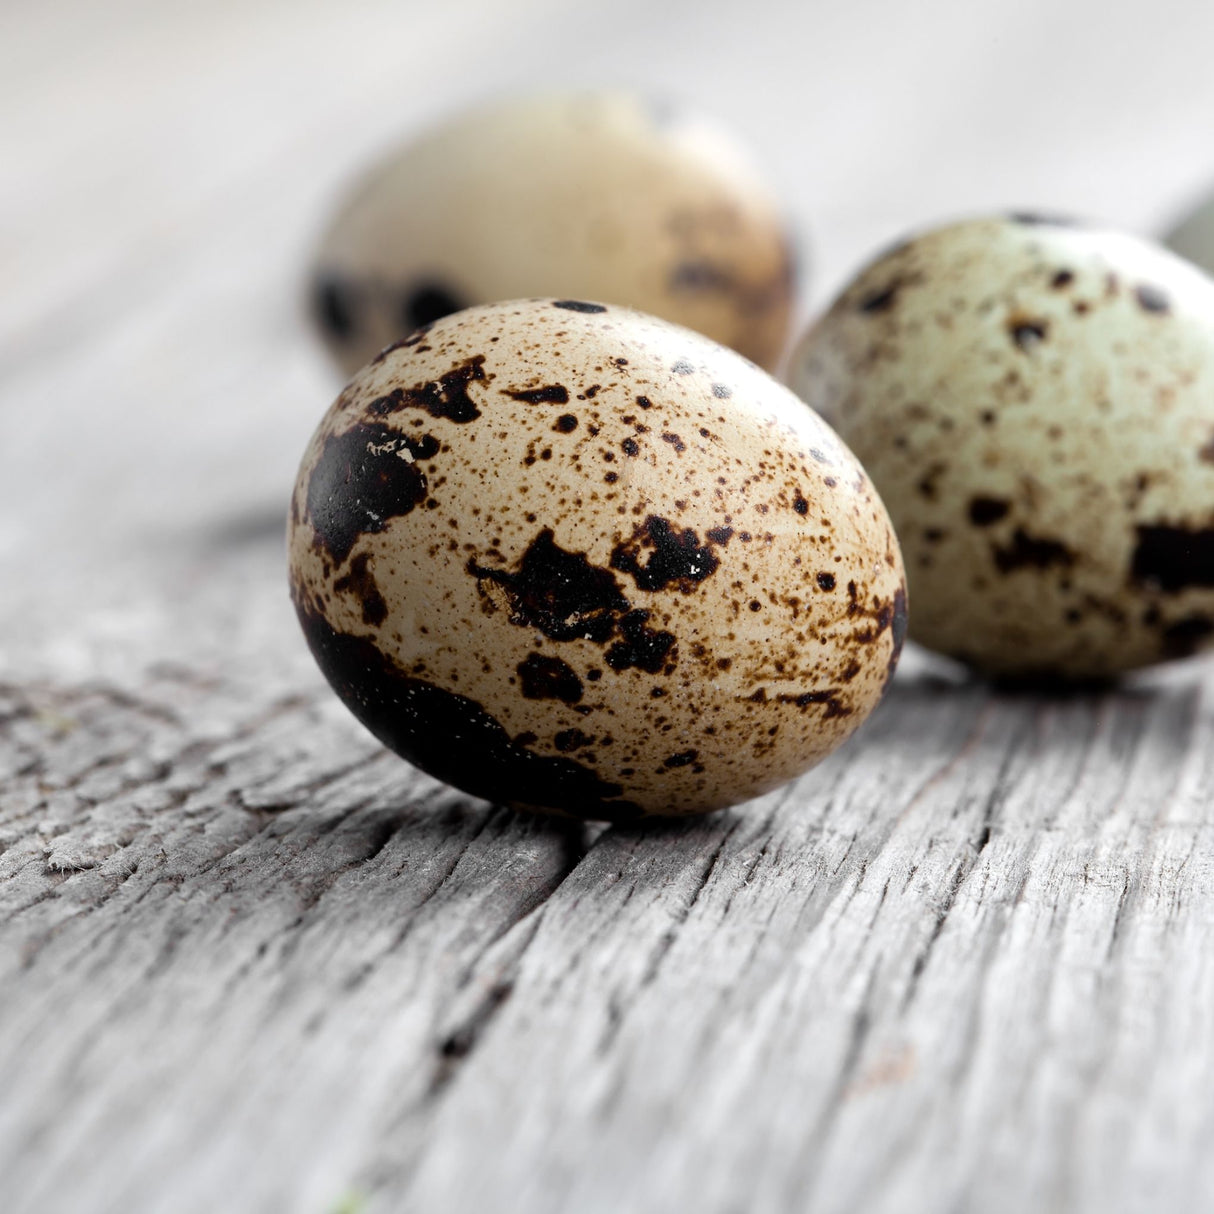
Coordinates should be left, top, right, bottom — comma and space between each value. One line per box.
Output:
6, 3, 1214, 1212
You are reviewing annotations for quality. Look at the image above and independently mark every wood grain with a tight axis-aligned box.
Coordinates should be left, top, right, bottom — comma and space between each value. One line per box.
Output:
5, 2, 1214, 1211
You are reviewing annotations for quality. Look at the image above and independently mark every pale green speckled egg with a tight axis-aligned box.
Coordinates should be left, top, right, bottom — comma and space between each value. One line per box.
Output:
788, 215, 1214, 680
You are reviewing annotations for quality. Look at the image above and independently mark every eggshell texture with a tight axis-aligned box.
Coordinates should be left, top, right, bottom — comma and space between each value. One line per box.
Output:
788, 215, 1214, 679
288, 299, 906, 820
310, 92, 795, 377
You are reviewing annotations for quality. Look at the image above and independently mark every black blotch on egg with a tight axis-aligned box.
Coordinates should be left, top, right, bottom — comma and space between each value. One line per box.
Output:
401, 282, 465, 330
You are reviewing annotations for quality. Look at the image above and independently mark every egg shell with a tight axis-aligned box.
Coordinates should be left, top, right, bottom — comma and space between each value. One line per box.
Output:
288, 299, 906, 820
310, 92, 796, 377
788, 215, 1214, 679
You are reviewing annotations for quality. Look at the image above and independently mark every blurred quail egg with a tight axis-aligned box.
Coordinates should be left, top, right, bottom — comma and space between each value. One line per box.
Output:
289, 298, 905, 820
1165, 190, 1214, 274
789, 214, 1214, 679
310, 92, 796, 377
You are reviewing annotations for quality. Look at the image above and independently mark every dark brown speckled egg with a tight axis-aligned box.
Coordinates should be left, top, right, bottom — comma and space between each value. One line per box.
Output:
789, 215, 1214, 680
288, 299, 905, 820
309, 91, 796, 378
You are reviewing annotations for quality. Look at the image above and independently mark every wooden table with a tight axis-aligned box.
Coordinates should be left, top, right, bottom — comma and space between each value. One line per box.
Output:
5, 2, 1214, 1211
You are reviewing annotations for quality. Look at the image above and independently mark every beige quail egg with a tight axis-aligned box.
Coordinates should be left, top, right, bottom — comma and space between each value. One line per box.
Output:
788, 214, 1214, 680
288, 299, 905, 820
310, 91, 796, 378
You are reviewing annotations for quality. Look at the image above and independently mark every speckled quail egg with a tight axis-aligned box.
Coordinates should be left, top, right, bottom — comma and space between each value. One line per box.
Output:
288, 298, 905, 820
788, 214, 1214, 680
309, 91, 796, 378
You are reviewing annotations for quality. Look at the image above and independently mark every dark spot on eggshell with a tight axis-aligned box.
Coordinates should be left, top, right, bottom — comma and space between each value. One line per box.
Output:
662, 432, 687, 453
1134, 284, 1171, 314
669, 261, 734, 292
372, 325, 438, 364
1008, 317, 1048, 351
1051, 269, 1075, 289
1131, 524, 1214, 592
313, 275, 357, 339
885, 585, 908, 688
621, 437, 640, 457
1008, 212, 1082, 227
610, 516, 721, 592
968, 496, 1011, 526
554, 728, 594, 752
816, 572, 836, 591
306, 422, 432, 565
1160, 614, 1214, 657
552, 300, 607, 313
857, 280, 903, 313
793, 492, 809, 515
778, 690, 851, 719
517, 653, 584, 704
636, 395, 653, 409
667, 248, 793, 323
367, 355, 487, 423
604, 609, 676, 674
749, 686, 853, 719
993, 528, 1075, 573
401, 282, 465, 331
846, 587, 904, 650
469, 529, 628, 643
916, 463, 947, 501
292, 604, 642, 821
706, 526, 734, 546
332, 553, 388, 626
662, 748, 699, 768
554, 414, 578, 433
506, 384, 570, 404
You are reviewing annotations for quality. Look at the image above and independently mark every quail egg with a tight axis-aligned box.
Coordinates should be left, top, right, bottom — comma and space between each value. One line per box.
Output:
289, 299, 905, 820
1165, 191, 1214, 274
788, 214, 1214, 679
310, 92, 796, 377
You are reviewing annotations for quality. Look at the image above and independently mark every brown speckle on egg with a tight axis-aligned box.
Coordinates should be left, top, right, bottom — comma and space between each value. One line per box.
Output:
290, 299, 905, 818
